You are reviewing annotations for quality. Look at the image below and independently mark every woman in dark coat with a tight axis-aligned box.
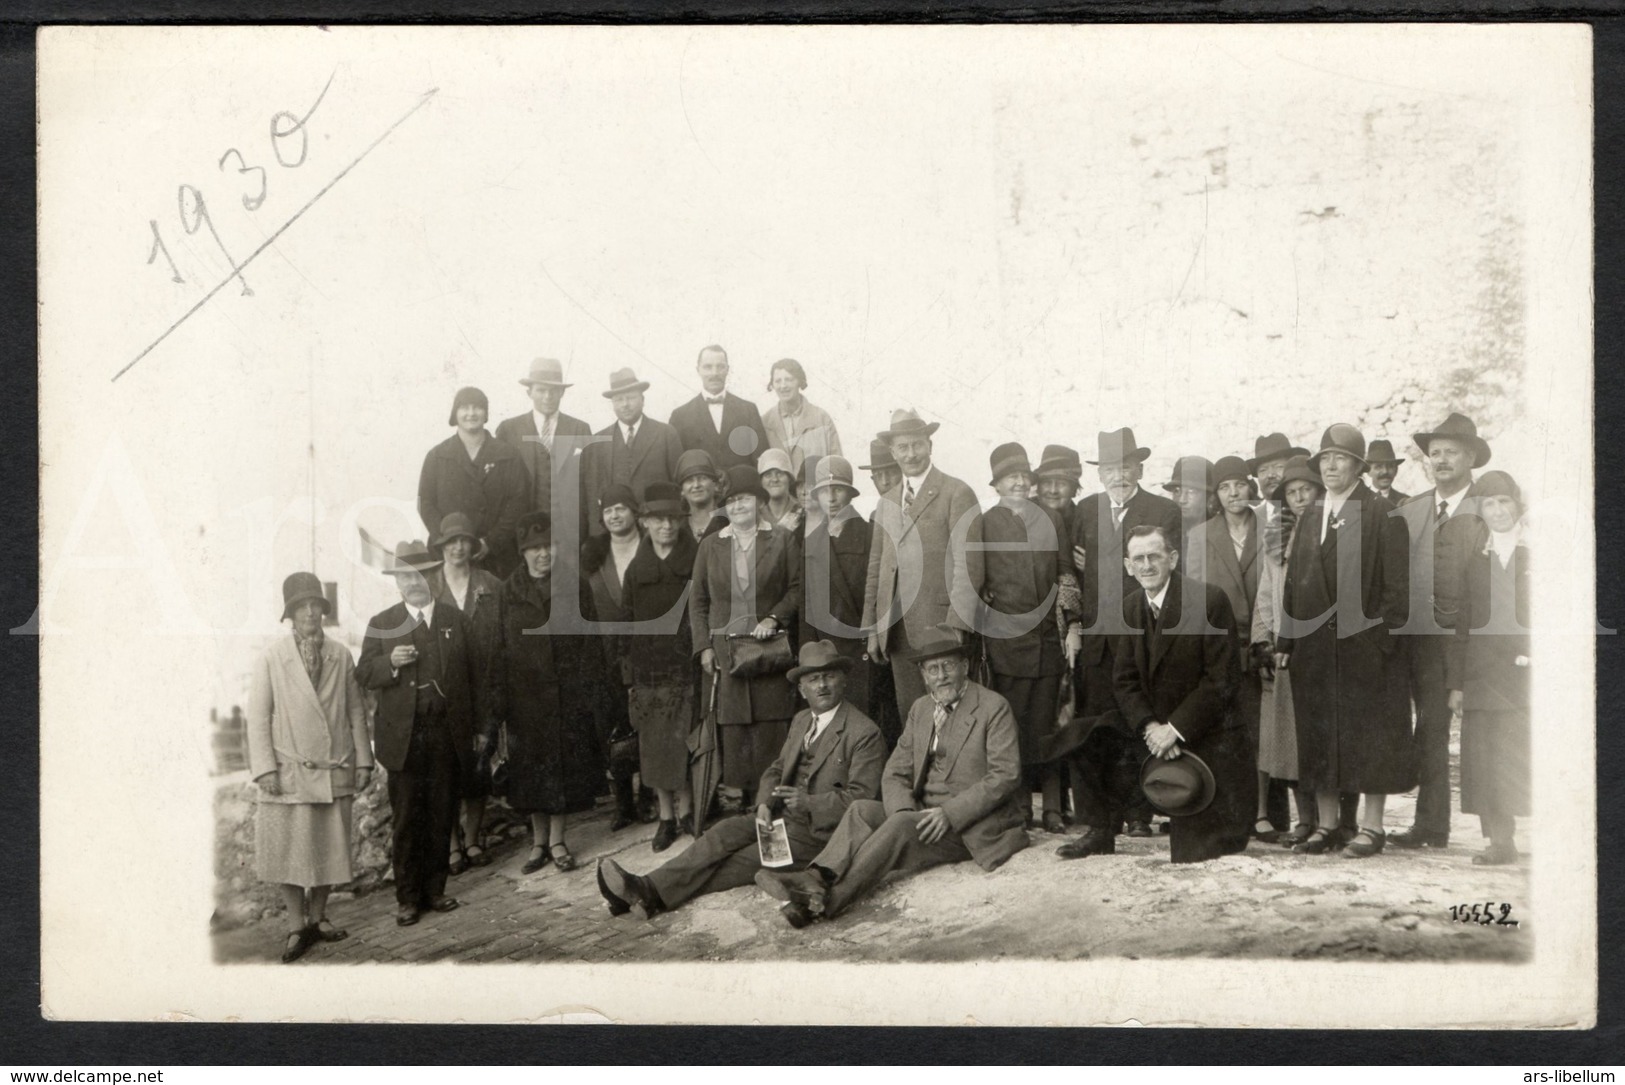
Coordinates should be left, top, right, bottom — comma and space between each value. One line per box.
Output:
494, 512, 605, 874
691, 465, 803, 808
621, 482, 700, 852
799, 455, 873, 716
1447, 470, 1531, 866
418, 386, 532, 580
1279, 425, 1413, 858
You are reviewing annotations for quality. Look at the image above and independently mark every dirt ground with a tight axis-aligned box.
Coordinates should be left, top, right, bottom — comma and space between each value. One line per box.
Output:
213, 781, 1529, 965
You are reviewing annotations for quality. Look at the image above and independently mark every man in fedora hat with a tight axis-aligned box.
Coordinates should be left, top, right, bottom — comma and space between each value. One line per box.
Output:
598, 640, 885, 919
855, 438, 904, 747
495, 357, 594, 544
581, 367, 684, 537
1069, 427, 1181, 842
1247, 432, 1311, 554
1059, 523, 1251, 864
356, 541, 489, 926
669, 344, 771, 473
862, 408, 985, 725
1279, 424, 1414, 859
1389, 412, 1490, 850
859, 438, 904, 503
1363, 439, 1409, 504
755, 626, 1025, 927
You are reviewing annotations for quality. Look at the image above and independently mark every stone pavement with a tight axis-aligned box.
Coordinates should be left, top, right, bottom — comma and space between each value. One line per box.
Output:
213, 783, 1532, 965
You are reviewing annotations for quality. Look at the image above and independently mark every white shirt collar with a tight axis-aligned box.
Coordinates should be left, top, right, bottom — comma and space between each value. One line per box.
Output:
621, 418, 640, 441
1145, 580, 1171, 612
410, 599, 437, 626
1437, 485, 1470, 519
806, 705, 839, 744
532, 408, 556, 432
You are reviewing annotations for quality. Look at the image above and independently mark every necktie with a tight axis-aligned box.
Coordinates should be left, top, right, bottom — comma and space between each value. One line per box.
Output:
705, 395, 726, 405
1437, 499, 1449, 523
541, 413, 555, 453
624, 423, 637, 446
803, 720, 819, 752
1149, 601, 1161, 626
1112, 504, 1126, 527
905, 480, 917, 505
931, 702, 949, 758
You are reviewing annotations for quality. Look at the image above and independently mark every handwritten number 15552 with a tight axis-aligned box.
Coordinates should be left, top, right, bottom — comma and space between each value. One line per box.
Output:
145, 71, 334, 292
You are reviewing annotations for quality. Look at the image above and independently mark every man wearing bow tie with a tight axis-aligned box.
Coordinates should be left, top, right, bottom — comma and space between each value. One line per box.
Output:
668, 345, 771, 472
356, 541, 489, 927
754, 627, 1026, 928
596, 640, 885, 918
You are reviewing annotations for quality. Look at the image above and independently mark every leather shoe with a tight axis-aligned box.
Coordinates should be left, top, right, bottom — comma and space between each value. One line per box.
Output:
652, 818, 678, 853
1388, 828, 1449, 850
1292, 828, 1336, 855
520, 846, 551, 875
395, 903, 421, 927
281, 926, 317, 963
1056, 827, 1115, 860
1125, 820, 1153, 838
1042, 811, 1066, 835
679, 814, 696, 838
1472, 840, 1518, 866
1341, 828, 1386, 858
609, 810, 636, 833
601, 858, 664, 919
779, 901, 817, 929
424, 896, 460, 913
754, 868, 829, 915
1279, 823, 1314, 847
596, 860, 631, 917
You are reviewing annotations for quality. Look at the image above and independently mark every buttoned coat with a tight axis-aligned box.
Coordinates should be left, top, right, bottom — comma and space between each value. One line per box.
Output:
760, 397, 843, 477
1280, 482, 1413, 792
417, 433, 532, 580
862, 465, 985, 650
580, 416, 685, 534
669, 392, 771, 472
758, 701, 887, 834
881, 681, 1026, 871
979, 500, 1073, 678
356, 601, 485, 776
247, 634, 373, 804
493, 409, 593, 533
690, 523, 804, 725
1394, 485, 1482, 631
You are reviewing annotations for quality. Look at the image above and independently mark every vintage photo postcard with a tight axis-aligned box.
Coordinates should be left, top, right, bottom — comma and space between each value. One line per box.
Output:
35, 23, 1594, 1026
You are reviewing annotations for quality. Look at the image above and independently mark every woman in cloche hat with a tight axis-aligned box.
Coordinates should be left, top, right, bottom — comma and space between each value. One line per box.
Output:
248, 573, 375, 963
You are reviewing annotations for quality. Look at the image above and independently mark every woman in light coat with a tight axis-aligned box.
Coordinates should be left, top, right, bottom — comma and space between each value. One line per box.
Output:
760, 358, 843, 479
248, 572, 373, 963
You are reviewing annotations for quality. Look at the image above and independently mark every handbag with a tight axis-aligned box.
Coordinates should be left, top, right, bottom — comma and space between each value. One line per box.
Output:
725, 631, 794, 678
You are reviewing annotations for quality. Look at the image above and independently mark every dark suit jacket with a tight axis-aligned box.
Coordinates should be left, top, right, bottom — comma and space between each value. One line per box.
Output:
579, 416, 685, 535
356, 600, 486, 774
669, 392, 771, 472
758, 701, 887, 834
1074, 486, 1182, 663
862, 465, 985, 649
979, 500, 1072, 677
1395, 485, 1482, 630
1112, 574, 1238, 743
493, 410, 593, 534
881, 681, 1027, 871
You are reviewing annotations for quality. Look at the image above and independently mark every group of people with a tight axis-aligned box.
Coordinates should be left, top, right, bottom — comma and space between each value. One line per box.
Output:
244, 344, 1533, 956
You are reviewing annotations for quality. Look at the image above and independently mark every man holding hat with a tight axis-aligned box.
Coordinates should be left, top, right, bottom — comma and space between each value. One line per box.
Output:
1068, 427, 1181, 844
1389, 412, 1490, 850
755, 625, 1026, 927
1363, 439, 1409, 504
356, 541, 489, 926
597, 640, 885, 918
581, 367, 685, 537
1279, 424, 1413, 859
669, 344, 771, 472
495, 358, 594, 543
861, 408, 986, 726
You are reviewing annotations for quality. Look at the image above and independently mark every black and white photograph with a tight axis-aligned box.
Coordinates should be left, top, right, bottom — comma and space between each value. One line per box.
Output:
34, 23, 1593, 1026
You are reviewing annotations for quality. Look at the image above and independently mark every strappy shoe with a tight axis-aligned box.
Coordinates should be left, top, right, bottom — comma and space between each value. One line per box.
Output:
465, 843, 492, 867
520, 845, 551, 875
1279, 822, 1315, 847
1341, 827, 1386, 858
550, 842, 578, 872
448, 847, 469, 876
281, 926, 317, 964
1292, 827, 1336, 855
311, 918, 348, 943
1251, 818, 1282, 844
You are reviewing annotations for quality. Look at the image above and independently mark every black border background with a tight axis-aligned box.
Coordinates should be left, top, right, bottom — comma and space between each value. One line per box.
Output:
0, 6, 1616, 1064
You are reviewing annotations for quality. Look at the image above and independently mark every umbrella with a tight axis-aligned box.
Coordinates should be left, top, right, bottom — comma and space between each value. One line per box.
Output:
687, 662, 723, 834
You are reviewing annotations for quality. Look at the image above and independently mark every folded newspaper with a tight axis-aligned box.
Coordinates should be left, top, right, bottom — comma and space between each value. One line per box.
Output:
756, 817, 794, 868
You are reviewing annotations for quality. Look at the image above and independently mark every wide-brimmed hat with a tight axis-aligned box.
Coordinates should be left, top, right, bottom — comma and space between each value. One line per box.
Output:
757, 448, 795, 478
640, 481, 685, 518
1413, 411, 1492, 467
1309, 423, 1367, 468
1140, 752, 1216, 817
519, 357, 571, 389
1474, 469, 1523, 508
723, 464, 770, 506
1210, 455, 1251, 490
382, 540, 443, 576
786, 639, 855, 683
430, 512, 490, 563
281, 571, 329, 621
988, 442, 1034, 486
1087, 427, 1152, 466
903, 624, 971, 664
877, 408, 940, 442
809, 455, 859, 497
447, 386, 489, 426
859, 439, 898, 472
1269, 455, 1323, 502
515, 512, 552, 552
1034, 444, 1084, 482
1365, 439, 1401, 465
1246, 432, 1310, 473
602, 367, 652, 398
1161, 455, 1215, 493
675, 449, 722, 484
599, 484, 640, 516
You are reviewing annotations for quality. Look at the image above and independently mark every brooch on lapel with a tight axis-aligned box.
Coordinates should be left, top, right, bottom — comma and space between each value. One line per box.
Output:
482, 463, 495, 475
1330, 517, 1347, 531
443, 627, 453, 640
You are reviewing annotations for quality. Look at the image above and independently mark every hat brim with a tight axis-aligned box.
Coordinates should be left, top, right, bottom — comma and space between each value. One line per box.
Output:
281, 592, 330, 622
1086, 447, 1152, 466
786, 657, 855, 683
1034, 464, 1083, 482
430, 531, 490, 564
1245, 447, 1310, 473
640, 501, 686, 518
878, 422, 941, 442
1270, 473, 1324, 502
809, 479, 860, 496
1412, 432, 1492, 468
1139, 751, 1217, 817
857, 461, 897, 472
904, 639, 970, 664
383, 559, 443, 576
602, 382, 652, 398
1309, 447, 1367, 468
519, 377, 572, 389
